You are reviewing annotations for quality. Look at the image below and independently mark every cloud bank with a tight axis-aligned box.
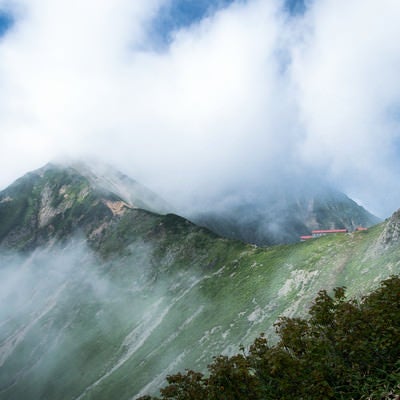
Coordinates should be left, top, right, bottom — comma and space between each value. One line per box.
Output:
0, 0, 399, 217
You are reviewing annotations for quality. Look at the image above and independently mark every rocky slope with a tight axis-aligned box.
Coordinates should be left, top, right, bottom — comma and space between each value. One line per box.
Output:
0, 162, 171, 252
0, 163, 398, 400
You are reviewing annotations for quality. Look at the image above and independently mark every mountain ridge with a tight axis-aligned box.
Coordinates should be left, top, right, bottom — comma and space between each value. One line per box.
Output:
0, 163, 398, 400
0, 161, 381, 251
191, 185, 380, 246
0, 162, 175, 252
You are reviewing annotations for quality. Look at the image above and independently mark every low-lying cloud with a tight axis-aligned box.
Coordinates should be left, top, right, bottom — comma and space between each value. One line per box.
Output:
0, 237, 213, 398
0, 0, 399, 217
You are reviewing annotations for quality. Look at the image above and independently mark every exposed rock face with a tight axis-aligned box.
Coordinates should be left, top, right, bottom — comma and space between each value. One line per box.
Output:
104, 200, 132, 216
0, 163, 139, 251
379, 209, 400, 247
38, 183, 75, 228
69, 160, 171, 214
0, 196, 12, 203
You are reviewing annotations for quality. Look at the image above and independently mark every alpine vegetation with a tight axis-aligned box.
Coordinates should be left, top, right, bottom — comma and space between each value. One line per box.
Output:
139, 276, 400, 400
1, 163, 400, 399
1, 0, 400, 398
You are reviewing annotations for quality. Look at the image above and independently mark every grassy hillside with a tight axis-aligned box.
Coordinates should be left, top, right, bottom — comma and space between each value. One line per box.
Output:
142, 275, 400, 400
0, 164, 399, 400
1, 216, 399, 400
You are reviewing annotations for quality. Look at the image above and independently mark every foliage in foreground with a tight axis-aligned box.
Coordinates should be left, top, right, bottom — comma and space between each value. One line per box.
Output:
139, 275, 400, 400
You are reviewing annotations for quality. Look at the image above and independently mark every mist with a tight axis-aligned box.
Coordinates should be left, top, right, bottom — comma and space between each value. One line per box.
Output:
0, 0, 400, 218
0, 239, 212, 399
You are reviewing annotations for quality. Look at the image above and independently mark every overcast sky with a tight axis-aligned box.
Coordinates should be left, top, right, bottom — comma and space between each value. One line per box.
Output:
0, 0, 399, 218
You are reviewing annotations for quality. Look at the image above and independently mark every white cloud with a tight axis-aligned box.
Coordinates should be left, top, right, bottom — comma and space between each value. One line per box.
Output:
0, 0, 399, 217
290, 0, 400, 215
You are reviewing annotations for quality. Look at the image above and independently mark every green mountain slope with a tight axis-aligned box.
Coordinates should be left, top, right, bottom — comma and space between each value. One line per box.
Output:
192, 186, 381, 245
0, 162, 171, 251
0, 164, 398, 400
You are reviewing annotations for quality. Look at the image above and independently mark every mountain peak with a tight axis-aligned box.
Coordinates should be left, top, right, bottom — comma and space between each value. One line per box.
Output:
0, 161, 381, 251
46, 159, 171, 214
1, 162, 399, 400
0, 161, 171, 251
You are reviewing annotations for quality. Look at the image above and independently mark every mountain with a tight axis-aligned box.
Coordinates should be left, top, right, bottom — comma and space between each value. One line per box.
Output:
69, 160, 171, 214
0, 161, 379, 250
0, 163, 398, 400
0, 161, 170, 251
191, 184, 380, 245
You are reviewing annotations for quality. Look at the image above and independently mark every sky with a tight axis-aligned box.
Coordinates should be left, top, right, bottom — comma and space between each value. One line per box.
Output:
0, 0, 399, 218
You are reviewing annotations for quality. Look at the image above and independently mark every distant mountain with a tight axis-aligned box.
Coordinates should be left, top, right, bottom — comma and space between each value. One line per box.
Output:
0, 161, 379, 250
191, 185, 380, 245
0, 161, 171, 251
0, 162, 397, 400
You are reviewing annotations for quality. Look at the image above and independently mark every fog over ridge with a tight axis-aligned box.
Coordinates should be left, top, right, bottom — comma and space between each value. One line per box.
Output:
0, 0, 399, 218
